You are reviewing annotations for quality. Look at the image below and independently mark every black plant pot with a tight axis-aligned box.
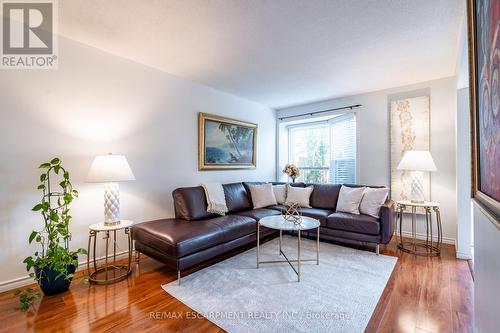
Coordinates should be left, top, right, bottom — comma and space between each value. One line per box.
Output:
34, 263, 76, 296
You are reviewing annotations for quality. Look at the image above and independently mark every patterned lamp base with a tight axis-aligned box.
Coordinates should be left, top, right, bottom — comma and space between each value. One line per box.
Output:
410, 171, 425, 203
104, 182, 120, 226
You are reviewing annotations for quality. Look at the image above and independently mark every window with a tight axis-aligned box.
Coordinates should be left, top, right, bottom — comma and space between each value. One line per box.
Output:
285, 112, 357, 184
329, 113, 357, 183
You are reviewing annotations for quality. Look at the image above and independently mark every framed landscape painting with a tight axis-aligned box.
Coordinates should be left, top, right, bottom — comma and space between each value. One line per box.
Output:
198, 113, 257, 170
468, 0, 500, 224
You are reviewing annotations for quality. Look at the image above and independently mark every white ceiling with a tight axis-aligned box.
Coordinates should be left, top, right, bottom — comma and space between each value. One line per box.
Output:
59, 0, 464, 109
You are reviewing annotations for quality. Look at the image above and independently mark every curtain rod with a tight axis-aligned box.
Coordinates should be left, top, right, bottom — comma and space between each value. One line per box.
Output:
278, 104, 362, 121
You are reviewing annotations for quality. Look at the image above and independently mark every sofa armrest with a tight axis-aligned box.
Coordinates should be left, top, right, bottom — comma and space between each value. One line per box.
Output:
379, 200, 394, 244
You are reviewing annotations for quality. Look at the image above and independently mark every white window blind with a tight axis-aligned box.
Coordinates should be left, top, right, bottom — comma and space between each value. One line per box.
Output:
329, 113, 356, 184
286, 112, 357, 184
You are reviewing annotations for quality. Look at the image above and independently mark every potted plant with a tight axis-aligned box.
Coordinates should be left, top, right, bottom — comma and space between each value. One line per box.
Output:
16, 158, 87, 311
282, 163, 300, 183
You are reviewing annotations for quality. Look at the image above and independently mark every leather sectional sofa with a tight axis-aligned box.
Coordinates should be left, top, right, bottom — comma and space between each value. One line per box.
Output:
132, 182, 394, 283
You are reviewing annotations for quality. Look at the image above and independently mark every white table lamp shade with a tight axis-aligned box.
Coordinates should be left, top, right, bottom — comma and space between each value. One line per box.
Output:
397, 150, 437, 172
87, 154, 135, 182
87, 154, 135, 225
397, 150, 437, 203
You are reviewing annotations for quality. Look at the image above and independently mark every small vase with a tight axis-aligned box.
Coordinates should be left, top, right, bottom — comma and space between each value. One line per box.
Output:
291, 177, 296, 183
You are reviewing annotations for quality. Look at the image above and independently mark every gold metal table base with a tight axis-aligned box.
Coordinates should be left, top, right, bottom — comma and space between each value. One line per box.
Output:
89, 265, 131, 285
395, 202, 442, 256
257, 224, 320, 282
87, 227, 133, 285
397, 242, 441, 257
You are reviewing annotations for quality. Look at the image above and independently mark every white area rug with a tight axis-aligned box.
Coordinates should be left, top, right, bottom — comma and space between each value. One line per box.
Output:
162, 236, 397, 333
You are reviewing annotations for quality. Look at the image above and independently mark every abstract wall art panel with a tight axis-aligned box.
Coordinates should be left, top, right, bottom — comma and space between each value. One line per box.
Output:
390, 96, 431, 204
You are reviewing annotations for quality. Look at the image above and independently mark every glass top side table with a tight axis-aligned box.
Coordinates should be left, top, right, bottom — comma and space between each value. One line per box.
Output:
257, 215, 320, 282
87, 220, 133, 284
395, 200, 442, 256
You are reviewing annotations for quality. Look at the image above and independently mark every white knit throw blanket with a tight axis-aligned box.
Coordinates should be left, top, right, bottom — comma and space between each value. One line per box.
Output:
201, 183, 228, 215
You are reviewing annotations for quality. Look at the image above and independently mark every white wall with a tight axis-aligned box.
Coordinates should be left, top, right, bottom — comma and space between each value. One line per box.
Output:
455, 7, 473, 260
277, 77, 457, 242
0, 37, 276, 289
456, 88, 473, 259
473, 204, 500, 333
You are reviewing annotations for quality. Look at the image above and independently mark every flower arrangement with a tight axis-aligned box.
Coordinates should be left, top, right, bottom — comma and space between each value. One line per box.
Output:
282, 163, 300, 182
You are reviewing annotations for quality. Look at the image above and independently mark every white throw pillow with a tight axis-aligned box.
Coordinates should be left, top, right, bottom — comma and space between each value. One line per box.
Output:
336, 185, 366, 214
248, 183, 277, 209
359, 187, 389, 218
273, 184, 287, 204
285, 185, 313, 208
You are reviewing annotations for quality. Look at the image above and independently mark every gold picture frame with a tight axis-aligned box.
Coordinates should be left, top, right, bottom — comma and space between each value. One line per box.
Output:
467, 0, 500, 226
198, 113, 257, 170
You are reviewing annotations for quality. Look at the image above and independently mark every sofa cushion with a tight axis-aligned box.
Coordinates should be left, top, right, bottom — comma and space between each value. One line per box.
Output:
132, 218, 225, 257
243, 182, 268, 207
247, 183, 277, 209
336, 185, 366, 214
272, 184, 287, 204
306, 183, 341, 210
235, 208, 281, 221
209, 215, 257, 242
286, 185, 314, 207
172, 186, 217, 221
268, 204, 286, 213
132, 215, 256, 258
268, 205, 332, 226
315, 227, 381, 244
326, 212, 380, 235
223, 182, 251, 213
300, 207, 332, 226
359, 187, 389, 218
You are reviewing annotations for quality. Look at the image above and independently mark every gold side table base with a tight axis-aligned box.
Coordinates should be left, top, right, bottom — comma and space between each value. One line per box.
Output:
89, 265, 131, 285
397, 242, 440, 257
87, 222, 133, 285
395, 201, 442, 257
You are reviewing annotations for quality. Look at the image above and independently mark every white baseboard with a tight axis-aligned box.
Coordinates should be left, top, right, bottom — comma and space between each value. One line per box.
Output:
456, 251, 473, 260
395, 230, 456, 246
0, 250, 132, 293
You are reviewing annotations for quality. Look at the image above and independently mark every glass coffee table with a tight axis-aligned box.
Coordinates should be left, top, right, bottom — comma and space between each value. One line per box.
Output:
257, 215, 320, 282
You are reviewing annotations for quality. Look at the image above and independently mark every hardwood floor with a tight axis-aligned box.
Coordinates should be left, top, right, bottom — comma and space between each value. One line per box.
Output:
365, 240, 473, 333
0, 237, 473, 333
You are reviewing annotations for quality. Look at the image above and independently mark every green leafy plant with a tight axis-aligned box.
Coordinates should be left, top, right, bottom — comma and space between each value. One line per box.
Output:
14, 288, 40, 311
16, 158, 87, 311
